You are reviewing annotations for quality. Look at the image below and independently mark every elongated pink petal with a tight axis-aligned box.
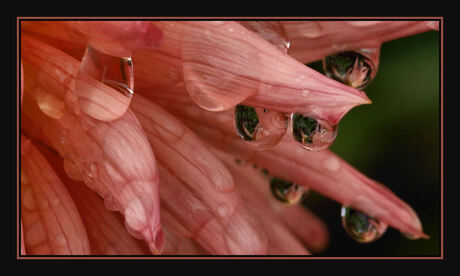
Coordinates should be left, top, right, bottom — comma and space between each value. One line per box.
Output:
132, 21, 370, 125
130, 94, 268, 255
215, 149, 329, 252
21, 135, 90, 255
22, 21, 163, 58
215, 150, 310, 255
284, 21, 437, 64
21, 36, 163, 254
151, 96, 428, 239
37, 144, 148, 255
21, 21, 87, 60
63, 21, 163, 57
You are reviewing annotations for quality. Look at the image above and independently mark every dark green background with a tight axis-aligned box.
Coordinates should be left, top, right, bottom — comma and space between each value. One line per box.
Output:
303, 30, 440, 256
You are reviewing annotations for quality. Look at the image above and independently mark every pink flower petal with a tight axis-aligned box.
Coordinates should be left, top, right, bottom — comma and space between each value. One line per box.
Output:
37, 144, 148, 255
133, 21, 370, 125
131, 94, 268, 255
153, 97, 428, 240
283, 21, 437, 64
21, 135, 91, 255
21, 36, 163, 254
215, 150, 311, 255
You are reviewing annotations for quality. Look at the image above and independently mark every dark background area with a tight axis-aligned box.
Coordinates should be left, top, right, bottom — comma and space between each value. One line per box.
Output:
303, 30, 440, 256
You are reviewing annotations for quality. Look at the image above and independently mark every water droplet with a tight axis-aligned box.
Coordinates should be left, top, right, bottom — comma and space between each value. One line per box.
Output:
270, 177, 306, 205
35, 86, 66, 119
59, 129, 69, 144
81, 115, 98, 131
63, 158, 82, 181
341, 206, 388, 243
323, 49, 379, 90
238, 21, 290, 53
235, 105, 288, 149
76, 45, 134, 121
103, 194, 118, 211
291, 114, 338, 151
82, 162, 98, 188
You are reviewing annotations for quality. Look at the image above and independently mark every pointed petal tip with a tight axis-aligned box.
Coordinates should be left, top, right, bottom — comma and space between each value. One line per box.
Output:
150, 228, 165, 255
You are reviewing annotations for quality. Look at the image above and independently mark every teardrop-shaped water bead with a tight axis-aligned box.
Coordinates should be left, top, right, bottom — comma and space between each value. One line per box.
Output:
235, 105, 288, 149
35, 85, 66, 119
270, 177, 306, 205
291, 114, 337, 151
341, 206, 388, 243
76, 45, 134, 122
238, 21, 290, 53
322, 48, 380, 90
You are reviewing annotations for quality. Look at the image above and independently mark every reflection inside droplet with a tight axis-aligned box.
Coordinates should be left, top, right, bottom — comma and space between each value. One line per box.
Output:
235, 105, 288, 149
291, 114, 337, 151
341, 206, 388, 243
76, 45, 134, 121
270, 177, 306, 205
323, 49, 379, 90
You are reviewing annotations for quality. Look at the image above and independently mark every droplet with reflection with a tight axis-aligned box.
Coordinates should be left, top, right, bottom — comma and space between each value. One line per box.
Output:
270, 177, 307, 205
291, 114, 338, 151
235, 105, 288, 149
341, 206, 388, 243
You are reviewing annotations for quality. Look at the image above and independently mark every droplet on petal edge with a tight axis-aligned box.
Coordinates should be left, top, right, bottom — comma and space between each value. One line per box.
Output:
322, 50, 378, 90
291, 113, 338, 151
341, 206, 388, 243
35, 85, 66, 120
235, 105, 288, 149
238, 21, 290, 53
269, 177, 306, 205
75, 45, 134, 122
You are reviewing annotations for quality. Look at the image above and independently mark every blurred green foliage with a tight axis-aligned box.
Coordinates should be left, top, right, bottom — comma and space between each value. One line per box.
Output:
304, 30, 440, 256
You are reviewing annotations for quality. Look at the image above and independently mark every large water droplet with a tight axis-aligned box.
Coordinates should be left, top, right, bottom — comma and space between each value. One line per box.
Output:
291, 114, 337, 151
341, 206, 388, 243
235, 105, 288, 149
270, 177, 306, 205
238, 21, 290, 53
35, 86, 66, 119
76, 45, 134, 122
323, 49, 379, 90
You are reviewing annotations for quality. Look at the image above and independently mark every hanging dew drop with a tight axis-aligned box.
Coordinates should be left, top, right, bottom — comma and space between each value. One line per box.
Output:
291, 114, 337, 151
75, 45, 134, 122
341, 206, 388, 243
322, 49, 379, 90
269, 177, 307, 205
235, 105, 288, 149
